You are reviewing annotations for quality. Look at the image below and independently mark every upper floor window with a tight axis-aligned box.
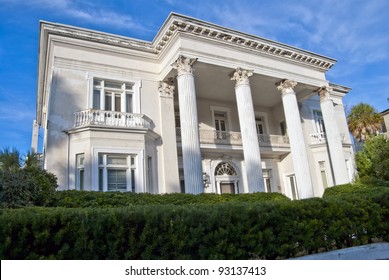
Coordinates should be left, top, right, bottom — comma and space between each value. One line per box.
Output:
93, 79, 134, 113
313, 110, 325, 133
255, 116, 265, 135
280, 120, 287, 136
214, 112, 227, 132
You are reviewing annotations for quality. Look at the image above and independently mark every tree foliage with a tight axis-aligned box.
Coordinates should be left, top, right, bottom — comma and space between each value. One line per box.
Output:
0, 147, 57, 208
355, 135, 389, 181
347, 103, 382, 142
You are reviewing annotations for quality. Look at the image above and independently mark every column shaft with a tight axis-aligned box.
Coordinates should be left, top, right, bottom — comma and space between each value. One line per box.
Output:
277, 80, 314, 199
319, 86, 350, 185
231, 68, 264, 193
173, 56, 203, 194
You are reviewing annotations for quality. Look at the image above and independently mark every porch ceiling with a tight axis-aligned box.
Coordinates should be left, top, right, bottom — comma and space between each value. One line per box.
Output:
167, 61, 318, 107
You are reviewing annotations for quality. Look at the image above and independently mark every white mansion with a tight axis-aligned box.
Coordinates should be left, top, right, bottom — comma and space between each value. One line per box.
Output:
34, 13, 355, 199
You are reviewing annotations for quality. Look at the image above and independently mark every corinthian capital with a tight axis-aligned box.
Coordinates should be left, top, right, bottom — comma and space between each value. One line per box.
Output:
158, 81, 175, 98
317, 85, 332, 102
230, 67, 253, 86
171, 55, 197, 75
276, 79, 297, 94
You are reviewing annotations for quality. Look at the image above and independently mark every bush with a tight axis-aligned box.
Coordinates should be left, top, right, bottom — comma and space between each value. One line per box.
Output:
1, 189, 387, 260
355, 135, 389, 181
0, 168, 57, 208
49, 191, 289, 208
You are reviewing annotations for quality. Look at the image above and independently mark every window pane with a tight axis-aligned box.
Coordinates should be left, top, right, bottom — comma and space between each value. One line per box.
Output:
265, 178, 271, 193
98, 168, 103, 191
108, 169, 127, 191
321, 170, 328, 189
93, 79, 102, 87
105, 81, 122, 89
126, 94, 133, 113
256, 123, 264, 134
93, 90, 100, 109
79, 169, 84, 191
107, 156, 127, 165
131, 169, 135, 192
114, 94, 121, 112
125, 83, 133, 90
105, 93, 112, 111
280, 121, 287, 136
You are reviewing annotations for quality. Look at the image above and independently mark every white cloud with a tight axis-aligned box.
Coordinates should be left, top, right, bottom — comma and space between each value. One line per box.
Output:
0, 0, 148, 32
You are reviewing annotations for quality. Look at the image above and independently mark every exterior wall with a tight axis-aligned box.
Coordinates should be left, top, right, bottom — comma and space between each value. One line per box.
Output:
37, 15, 356, 199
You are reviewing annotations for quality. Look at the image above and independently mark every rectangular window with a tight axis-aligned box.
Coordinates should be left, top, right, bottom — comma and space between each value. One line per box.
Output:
280, 121, 287, 136
98, 153, 136, 192
256, 117, 264, 135
319, 161, 328, 189
313, 110, 326, 133
288, 175, 298, 200
263, 169, 272, 193
179, 168, 185, 193
93, 78, 133, 112
214, 112, 227, 132
76, 154, 85, 191
147, 156, 152, 193
107, 169, 127, 191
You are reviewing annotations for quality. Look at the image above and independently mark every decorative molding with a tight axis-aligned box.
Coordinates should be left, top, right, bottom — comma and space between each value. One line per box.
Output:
158, 81, 175, 98
171, 55, 197, 75
317, 85, 332, 102
276, 79, 298, 94
230, 67, 253, 86
41, 15, 336, 72
42, 23, 156, 53
156, 18, 336, 71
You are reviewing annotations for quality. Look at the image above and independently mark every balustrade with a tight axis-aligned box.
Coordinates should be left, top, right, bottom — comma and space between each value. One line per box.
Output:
74, 109, 151, 129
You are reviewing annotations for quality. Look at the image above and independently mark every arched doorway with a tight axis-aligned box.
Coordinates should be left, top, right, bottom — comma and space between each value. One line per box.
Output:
214, 162, 239, 194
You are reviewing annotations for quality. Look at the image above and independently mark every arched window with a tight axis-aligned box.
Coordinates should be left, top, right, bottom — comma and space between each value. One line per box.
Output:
214, 162, 237, 176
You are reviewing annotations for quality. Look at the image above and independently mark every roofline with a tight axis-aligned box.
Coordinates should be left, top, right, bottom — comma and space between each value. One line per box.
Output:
36, 13, 341, 124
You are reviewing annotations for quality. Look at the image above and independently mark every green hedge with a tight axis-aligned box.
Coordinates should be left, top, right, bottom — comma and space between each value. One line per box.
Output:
1, 190, 388, 259
48, 191, 289, 208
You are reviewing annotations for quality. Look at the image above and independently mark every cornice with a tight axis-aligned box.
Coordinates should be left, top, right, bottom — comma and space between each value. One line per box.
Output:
40, 21, 156, 54
154, 14, 336, 71
40, 13, 337, 73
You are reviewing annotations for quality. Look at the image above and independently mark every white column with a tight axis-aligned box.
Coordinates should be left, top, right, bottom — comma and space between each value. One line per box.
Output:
172, 55, 203, 194
318, 86, 350, 185
230, 68, 264, 193
158, 81, 180, 193
31, 120, 39, 153
276, 79, 314, 198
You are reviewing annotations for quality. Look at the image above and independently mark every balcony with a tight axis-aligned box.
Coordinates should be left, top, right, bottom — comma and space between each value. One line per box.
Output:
309, 132, 347, 145
176, 128, 290, 148
74, 109, 152, 129
310, 132, 326, 144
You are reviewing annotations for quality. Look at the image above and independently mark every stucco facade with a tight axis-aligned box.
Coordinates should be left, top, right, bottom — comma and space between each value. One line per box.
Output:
34, 13, 356, 199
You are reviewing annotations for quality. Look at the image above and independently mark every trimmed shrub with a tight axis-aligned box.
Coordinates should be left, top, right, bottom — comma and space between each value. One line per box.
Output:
49, 191, 289, 208
1, 189, 387, 260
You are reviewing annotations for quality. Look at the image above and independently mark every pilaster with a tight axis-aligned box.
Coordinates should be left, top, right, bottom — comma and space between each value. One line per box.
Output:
158, 81, 180, 193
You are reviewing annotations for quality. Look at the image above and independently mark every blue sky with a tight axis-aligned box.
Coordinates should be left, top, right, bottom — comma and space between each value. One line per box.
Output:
1, 0, 388, 153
